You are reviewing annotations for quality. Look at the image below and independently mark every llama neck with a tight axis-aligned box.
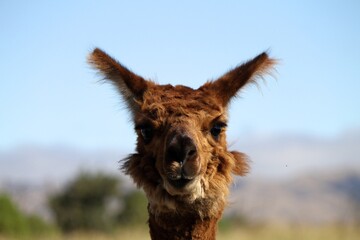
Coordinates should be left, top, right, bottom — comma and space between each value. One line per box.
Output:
148, 210, 220, 240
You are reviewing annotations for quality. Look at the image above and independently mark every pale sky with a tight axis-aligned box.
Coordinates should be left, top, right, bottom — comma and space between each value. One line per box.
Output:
1, 1, 359, 152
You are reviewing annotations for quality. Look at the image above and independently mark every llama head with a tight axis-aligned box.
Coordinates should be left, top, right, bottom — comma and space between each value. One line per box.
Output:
89, 48, 275, 217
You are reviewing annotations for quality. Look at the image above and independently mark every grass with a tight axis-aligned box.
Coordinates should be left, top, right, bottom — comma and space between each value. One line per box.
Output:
218, 224, 360, 240
1, 225, 359, 240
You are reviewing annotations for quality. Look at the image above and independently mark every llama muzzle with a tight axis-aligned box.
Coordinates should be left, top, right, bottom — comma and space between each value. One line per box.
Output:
164, 129, 200, 189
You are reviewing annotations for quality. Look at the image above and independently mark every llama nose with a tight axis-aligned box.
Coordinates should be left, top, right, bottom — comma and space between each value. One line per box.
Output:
165, 133, 197, 165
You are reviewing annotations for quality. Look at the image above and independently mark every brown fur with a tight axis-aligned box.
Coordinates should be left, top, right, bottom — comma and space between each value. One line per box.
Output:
88, 48, 276, 240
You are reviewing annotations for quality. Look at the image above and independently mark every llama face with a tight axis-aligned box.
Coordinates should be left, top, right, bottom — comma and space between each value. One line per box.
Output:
89, 48, 275, 214
134, 84, 230, 199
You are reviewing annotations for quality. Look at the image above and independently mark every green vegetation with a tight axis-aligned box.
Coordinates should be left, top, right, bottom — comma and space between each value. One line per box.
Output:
49, 172, 122, 232
49, 172, 149, 233
118, 190, 148, 225
0, 194, 55, 238
0, 194, 29, 236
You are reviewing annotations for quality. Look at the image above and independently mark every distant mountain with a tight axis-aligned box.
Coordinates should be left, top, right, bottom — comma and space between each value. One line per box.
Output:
227, 169, 360, 224
0, 145, 124, 184
233, 129, 360, 178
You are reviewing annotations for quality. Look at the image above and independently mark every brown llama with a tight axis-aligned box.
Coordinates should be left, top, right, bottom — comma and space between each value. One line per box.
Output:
88, 48, 276, 240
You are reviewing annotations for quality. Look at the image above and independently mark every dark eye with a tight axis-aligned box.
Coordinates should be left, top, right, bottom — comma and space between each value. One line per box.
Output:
140, 126, 153, 143
210, 122, 226, 139
136, 125, 154, 144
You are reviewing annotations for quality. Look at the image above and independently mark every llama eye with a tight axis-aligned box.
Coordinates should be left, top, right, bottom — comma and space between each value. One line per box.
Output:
210, 123, 226, 139
139, 126, 154, 144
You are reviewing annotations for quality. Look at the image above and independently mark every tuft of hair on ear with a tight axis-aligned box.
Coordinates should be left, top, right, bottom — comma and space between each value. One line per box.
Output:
230, 151, 250, 176
88, 48, 150, 113
200, 51, 277, 106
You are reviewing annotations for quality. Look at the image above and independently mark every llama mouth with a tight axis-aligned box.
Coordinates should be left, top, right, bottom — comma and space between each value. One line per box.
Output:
168, 177, 193, 189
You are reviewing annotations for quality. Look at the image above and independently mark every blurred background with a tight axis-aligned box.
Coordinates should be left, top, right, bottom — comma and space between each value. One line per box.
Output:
1, 1, 359, 239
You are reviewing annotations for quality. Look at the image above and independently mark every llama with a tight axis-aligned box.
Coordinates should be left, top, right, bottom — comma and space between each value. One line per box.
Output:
88, 48, 275, 240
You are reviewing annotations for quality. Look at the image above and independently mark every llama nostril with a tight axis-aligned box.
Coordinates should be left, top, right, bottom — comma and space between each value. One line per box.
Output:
165, 132, 197, 164
166, 146, 179, 162
186, 148, 197, 159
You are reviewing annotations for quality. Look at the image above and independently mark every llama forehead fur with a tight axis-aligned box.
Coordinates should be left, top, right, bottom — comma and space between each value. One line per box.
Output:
88, 48, 276, 239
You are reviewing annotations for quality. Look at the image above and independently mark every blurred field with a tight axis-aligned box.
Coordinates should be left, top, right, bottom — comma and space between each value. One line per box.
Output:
218, 225, 360, 240
1, 225, 360, 240
2, 171, 360, 240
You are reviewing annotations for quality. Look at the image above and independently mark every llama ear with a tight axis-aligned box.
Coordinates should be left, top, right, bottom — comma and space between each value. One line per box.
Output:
88, 48, 149, 113
200, 52, 276, 106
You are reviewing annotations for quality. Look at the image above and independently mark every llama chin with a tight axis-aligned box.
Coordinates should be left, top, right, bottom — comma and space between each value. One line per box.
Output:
163, 175, 204, 199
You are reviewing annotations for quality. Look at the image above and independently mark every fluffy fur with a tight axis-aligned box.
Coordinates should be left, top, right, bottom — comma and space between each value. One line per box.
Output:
88, 48, 276, 240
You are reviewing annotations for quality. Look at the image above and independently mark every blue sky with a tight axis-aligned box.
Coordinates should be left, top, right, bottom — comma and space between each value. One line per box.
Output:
1, 1, 359, 152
